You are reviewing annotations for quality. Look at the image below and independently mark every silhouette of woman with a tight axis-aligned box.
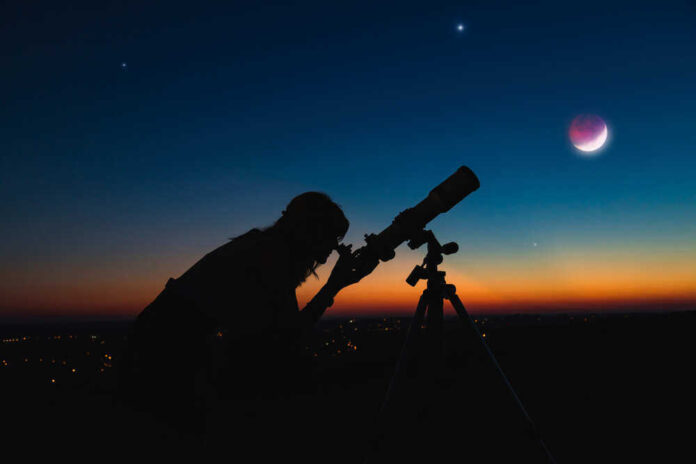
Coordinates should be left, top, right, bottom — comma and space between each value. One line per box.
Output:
118, 192, 376, 434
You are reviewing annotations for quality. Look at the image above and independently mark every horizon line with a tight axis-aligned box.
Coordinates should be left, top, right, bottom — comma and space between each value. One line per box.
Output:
1, 301, 695, 323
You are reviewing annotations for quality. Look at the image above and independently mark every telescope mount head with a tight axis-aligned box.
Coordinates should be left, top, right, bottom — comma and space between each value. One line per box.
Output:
405, 229, 459, 287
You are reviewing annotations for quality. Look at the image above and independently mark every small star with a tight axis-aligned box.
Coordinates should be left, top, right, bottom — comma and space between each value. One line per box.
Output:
533, 242, 538, 247
121, 62, 128, 69
457, 24, 466, 32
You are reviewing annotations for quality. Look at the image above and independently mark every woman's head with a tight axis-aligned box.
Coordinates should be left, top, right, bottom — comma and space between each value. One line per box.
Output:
274, 192, 349, 285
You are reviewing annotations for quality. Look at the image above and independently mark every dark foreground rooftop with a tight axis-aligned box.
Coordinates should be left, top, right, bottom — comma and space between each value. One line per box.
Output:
1, 311, 695, 462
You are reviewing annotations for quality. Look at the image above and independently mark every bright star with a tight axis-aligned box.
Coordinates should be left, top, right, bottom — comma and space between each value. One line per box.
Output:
121, 62, 128, 69
457, 24, 465, 32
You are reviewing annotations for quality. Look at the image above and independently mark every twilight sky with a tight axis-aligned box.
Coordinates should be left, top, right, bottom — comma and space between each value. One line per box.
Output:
2, 0, 695, 319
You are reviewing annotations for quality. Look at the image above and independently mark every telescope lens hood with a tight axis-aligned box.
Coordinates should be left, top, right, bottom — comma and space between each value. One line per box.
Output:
429, 166, 480, 213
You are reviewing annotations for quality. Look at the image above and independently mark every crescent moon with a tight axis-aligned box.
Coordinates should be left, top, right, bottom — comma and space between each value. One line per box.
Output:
573, 124, 608, 152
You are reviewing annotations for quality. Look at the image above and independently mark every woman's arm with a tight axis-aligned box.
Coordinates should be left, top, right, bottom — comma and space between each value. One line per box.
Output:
299, 244, 377, 327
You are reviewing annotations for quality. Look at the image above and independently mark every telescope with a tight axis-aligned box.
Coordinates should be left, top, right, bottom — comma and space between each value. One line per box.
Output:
357, 165, 556, 463
348, 165, 480, 271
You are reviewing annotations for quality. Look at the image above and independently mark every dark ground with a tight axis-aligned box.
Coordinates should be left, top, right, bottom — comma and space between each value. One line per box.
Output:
1, 311, 695, 462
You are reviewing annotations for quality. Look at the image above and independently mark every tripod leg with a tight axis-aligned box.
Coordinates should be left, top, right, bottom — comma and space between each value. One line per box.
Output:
377, 291, 428, 419
364, 292, 429, 464
422, 288, 445, 397
446, 290, 557, 464
424, 289, 444, 361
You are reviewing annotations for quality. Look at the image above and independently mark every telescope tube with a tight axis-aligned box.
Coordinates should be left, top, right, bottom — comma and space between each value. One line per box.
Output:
353, 166, 480, 265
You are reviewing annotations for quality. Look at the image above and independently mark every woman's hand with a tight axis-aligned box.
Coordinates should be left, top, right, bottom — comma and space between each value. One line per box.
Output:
326, 244, 378, 292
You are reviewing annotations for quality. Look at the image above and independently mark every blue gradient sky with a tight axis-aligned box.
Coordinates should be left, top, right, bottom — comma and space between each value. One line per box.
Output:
2, 0, 695, 317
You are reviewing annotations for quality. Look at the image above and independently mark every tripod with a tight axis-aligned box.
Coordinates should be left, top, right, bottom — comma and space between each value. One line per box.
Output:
364, 229, 556, 463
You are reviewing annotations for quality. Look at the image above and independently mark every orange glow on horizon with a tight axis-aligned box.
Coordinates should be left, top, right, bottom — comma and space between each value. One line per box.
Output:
2, 245, 696, 318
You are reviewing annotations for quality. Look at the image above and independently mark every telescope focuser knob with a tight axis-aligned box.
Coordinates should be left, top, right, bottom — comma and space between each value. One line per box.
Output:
364, 233, 397, 262
406, 229, 430, 250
